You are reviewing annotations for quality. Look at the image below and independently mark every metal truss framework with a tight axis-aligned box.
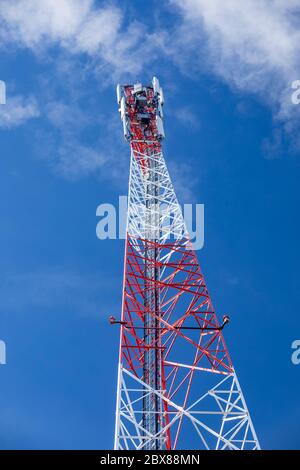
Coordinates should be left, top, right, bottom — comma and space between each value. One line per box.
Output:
114, 78, 260, 450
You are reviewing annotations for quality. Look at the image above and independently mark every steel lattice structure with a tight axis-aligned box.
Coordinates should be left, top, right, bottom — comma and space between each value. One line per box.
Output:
113, 78, 260, 450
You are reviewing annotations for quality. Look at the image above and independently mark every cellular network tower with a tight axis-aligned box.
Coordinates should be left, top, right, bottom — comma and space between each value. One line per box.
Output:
112, 77, 260, 450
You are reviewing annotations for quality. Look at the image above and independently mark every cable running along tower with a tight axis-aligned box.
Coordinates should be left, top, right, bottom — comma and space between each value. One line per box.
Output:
113, 77, 260, 450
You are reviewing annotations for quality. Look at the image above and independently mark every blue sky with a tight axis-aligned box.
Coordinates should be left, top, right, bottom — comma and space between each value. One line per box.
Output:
0, 0, 300, 449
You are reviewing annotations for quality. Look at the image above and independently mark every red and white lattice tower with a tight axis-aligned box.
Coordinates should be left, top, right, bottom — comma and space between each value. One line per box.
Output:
113, 78, 260, 450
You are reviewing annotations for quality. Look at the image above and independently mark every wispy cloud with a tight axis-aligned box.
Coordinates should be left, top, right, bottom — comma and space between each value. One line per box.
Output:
261, 128, 284, 160
0, 0, 167, 182
44, 100, 104, 180
168, 160, 199, 203
170, 0, 300, 155
54, 139, 107, 180
0, 0, 163, 78
2, 0, 299, 180
175, 106, 201, 130
35, 100, 127, 182
171, 1, 300, 101
0, 0, 118, 50
0, 268, 106, 316
0, 94, 40, 128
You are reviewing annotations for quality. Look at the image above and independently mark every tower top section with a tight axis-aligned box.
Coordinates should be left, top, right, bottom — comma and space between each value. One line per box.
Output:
116, 76, 165, 142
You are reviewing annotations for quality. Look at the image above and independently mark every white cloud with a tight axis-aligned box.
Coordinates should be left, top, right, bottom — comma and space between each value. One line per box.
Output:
0, 2, 162, 181
171, 0, 300, 114
0, 94, 40, 128
0, 0, 159, 77
0, 0, 93, 47
76, 6, 121, 54
170, 0, 300, 156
